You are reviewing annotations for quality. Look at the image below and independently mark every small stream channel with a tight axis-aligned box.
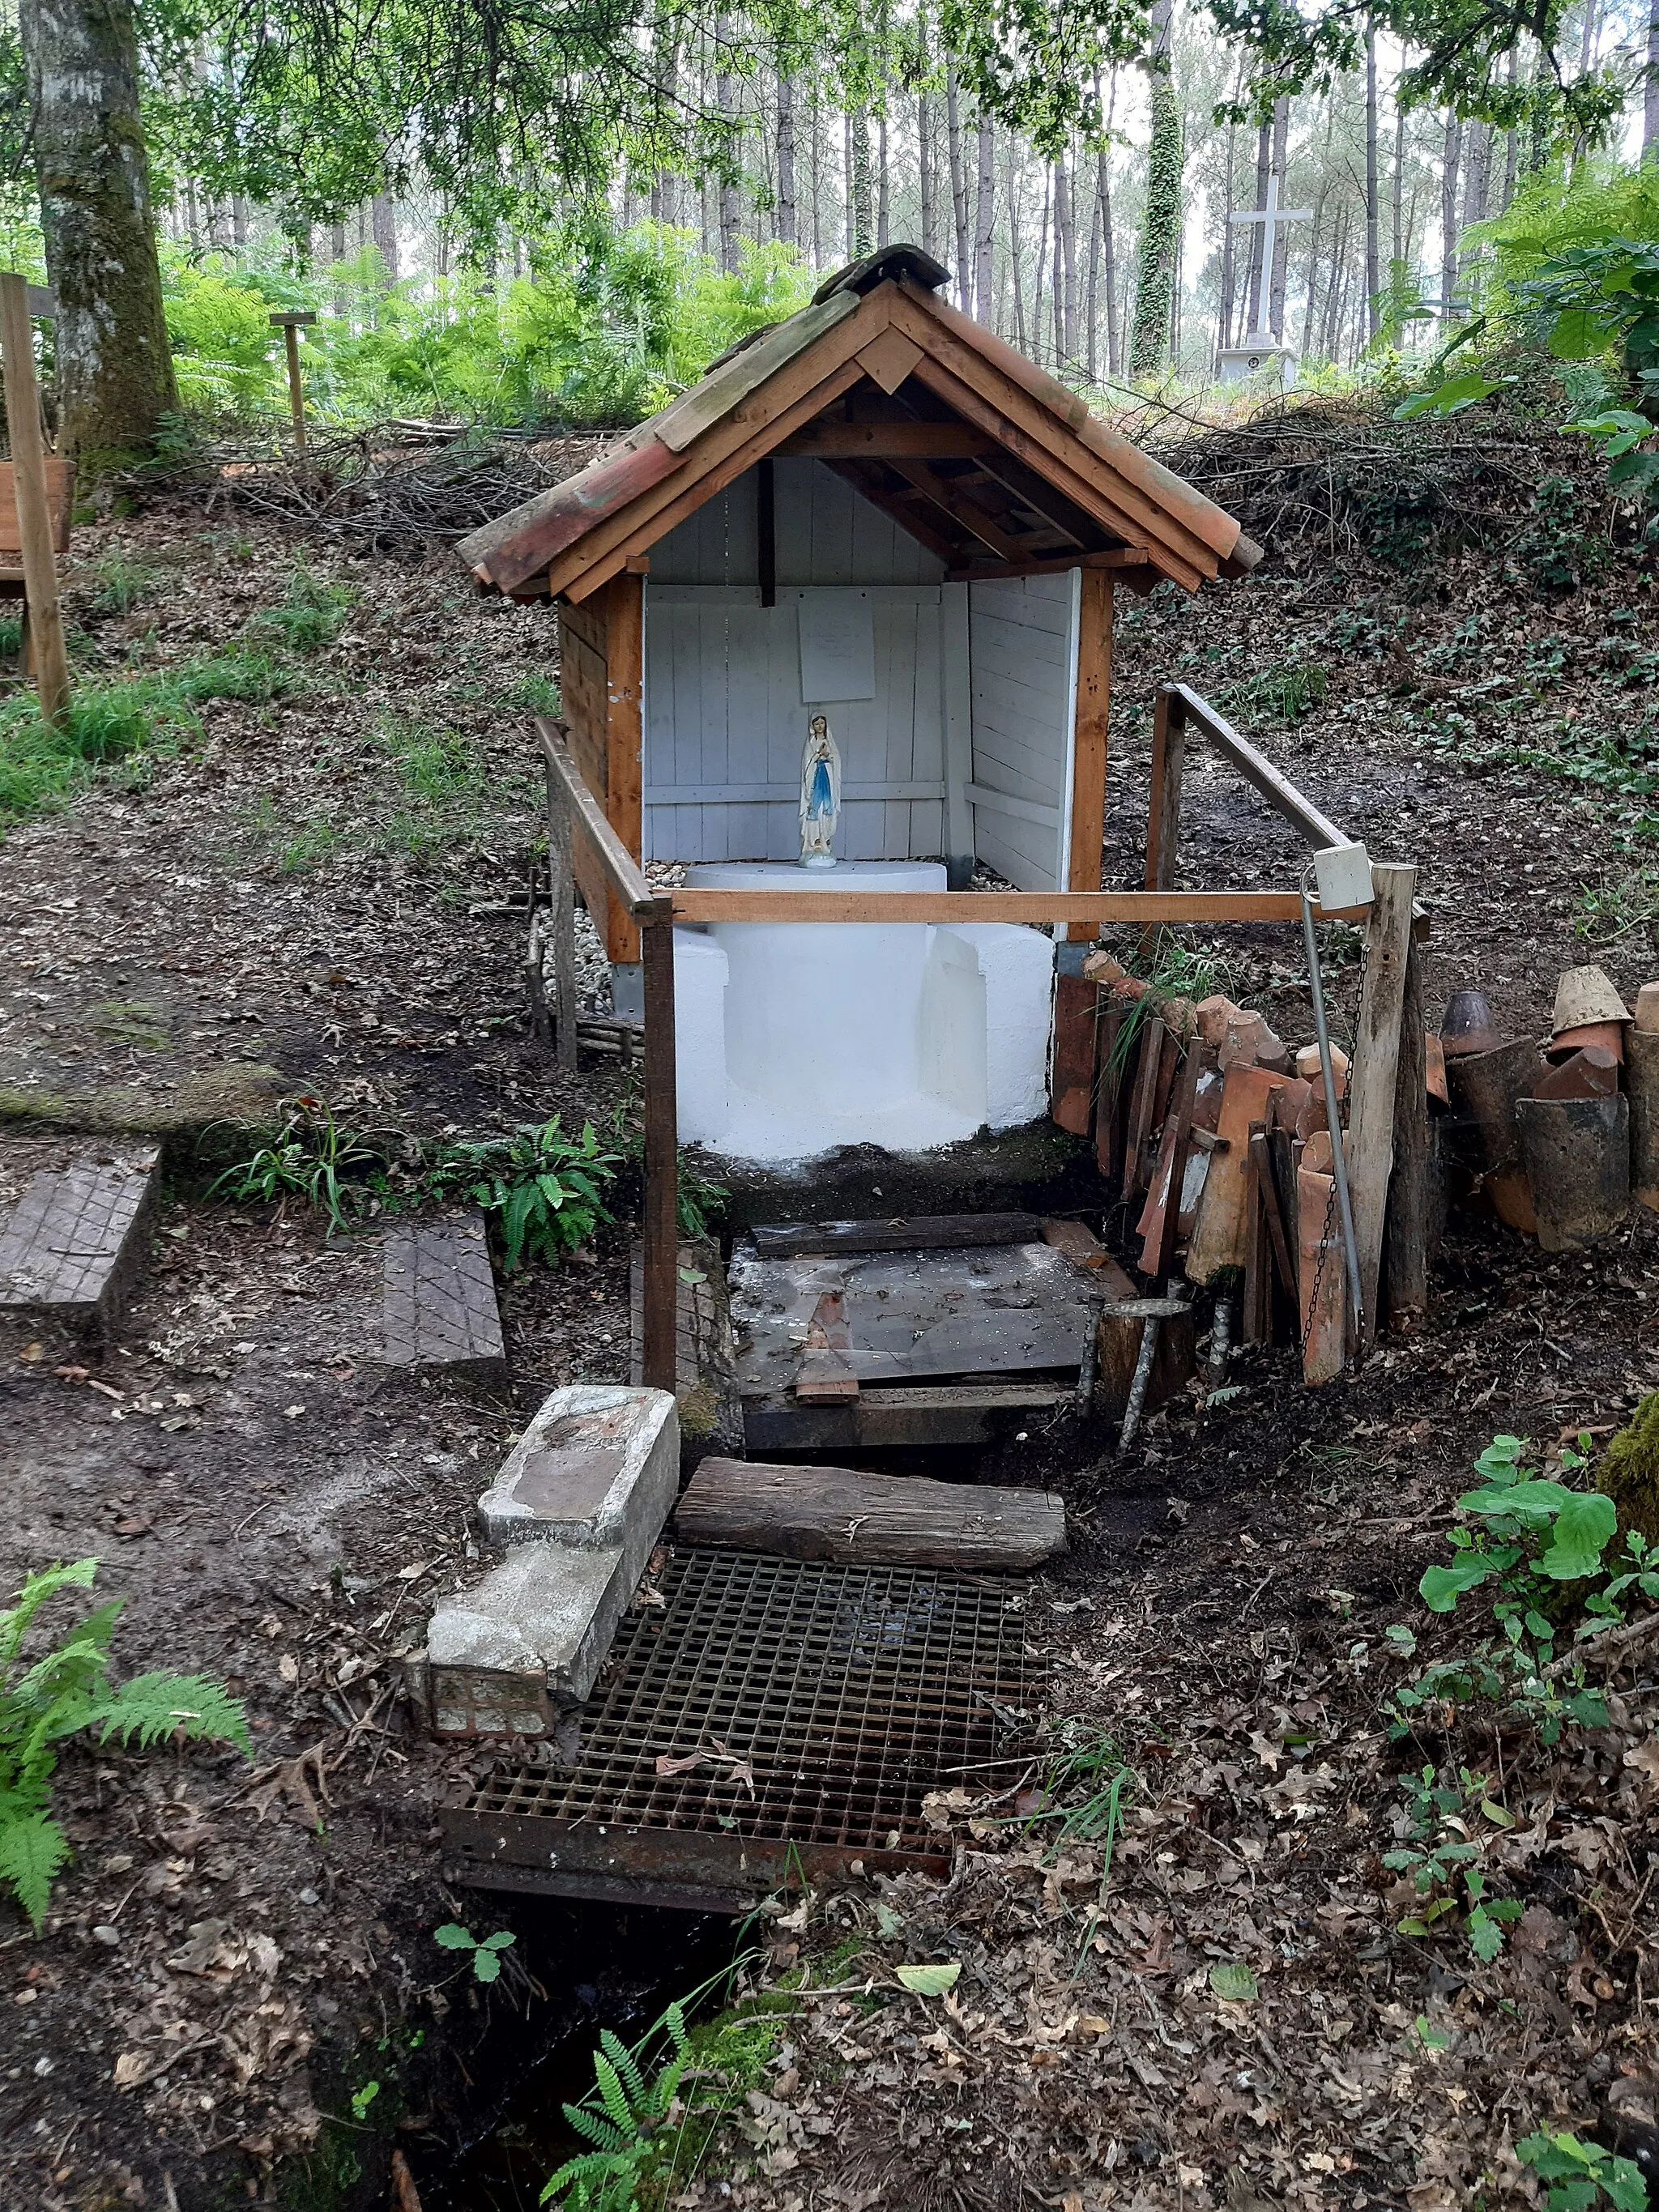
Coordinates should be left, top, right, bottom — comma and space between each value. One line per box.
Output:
413, 1899, 741, 2211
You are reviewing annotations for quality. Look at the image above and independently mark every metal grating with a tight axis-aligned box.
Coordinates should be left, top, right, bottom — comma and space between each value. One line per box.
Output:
442, 1546, 1034, 1908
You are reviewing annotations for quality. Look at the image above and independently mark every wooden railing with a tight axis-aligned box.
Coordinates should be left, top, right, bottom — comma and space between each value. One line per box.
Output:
537, 697, 1396, 1392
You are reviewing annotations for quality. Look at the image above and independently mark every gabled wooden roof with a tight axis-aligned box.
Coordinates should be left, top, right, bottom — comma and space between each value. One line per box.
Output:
456, 245, 1261, 602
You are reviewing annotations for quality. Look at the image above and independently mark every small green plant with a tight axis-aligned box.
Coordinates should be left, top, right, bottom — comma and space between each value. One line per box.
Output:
426, 1117, 621, 1268
1022, 1718, 1137, 1853
1219, 660, 1330, 726
83, 548, 162, 616
0, 1558, 249, 1930
209, 1094, 392, 1236
1383, 1766, 1523, 1963
547, 2001, 691, 2210
349, 2080, 380, 2120
1575, 867, 1659, 950
245, 563, 353, 654
434, 1922, 517, 1983
1386, 1433, 1659, 1741
1515, 2128, 1648, 2212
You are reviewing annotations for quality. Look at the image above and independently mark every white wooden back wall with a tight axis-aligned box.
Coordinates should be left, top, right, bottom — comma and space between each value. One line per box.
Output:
966, 573, 1080, 892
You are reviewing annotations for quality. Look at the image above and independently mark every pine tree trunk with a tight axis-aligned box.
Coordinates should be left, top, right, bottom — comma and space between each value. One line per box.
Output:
1218, 109, 1238, 352
877, 111, 889, 247
1267, 96, 1290, 340
331, 221, 348, 320
1392, 67, 1408, 263
946, 63, 970, 307
1099, 72, 1119, 376
184, 181, 202, 257
1084, 104, 1100, 377
1034, 166, 1051, 353
1007, 139, 1026, 351
919, 89, 935, 257
851, 106, 873, 255
372, 193, 399, 283
1364, 22, 1380, 342
1440, 109, 1462, 317
232, 193, 248, 253
1648, 0, 1659, 161
19, 0, 178, 467
1129, 0, 1181, 377
717, 19, 741, 273
1503, 45, 1519, 204
974, 118, 995, 322
776, 64, 797, 248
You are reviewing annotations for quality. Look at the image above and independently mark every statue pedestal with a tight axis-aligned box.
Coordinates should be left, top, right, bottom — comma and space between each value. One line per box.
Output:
1216, 336, 1296, 386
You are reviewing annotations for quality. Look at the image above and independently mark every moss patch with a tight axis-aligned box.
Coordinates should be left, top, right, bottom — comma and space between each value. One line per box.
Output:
1598, 1392, 1659, 1550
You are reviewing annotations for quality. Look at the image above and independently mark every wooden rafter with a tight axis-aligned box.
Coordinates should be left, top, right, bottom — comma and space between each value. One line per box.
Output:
824, 459, 968, 566
774, 421, 997, 458
887, 460, 1034, 562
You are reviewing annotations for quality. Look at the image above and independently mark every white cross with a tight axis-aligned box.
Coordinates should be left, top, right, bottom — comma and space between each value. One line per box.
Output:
1228, 171, 1311, 339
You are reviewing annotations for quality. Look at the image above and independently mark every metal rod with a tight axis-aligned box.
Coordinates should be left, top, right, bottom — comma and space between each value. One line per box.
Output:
641, 907, 680, 1393
1300, 872, 1364, 1353
1118, 1312, 1161, 1452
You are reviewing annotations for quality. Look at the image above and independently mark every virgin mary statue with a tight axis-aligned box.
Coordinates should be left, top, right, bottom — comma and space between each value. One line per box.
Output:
798, 715, 840, 869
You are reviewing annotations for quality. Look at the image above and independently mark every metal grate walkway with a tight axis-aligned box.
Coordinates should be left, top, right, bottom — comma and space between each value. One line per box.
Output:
441, 1546, 1034, 1910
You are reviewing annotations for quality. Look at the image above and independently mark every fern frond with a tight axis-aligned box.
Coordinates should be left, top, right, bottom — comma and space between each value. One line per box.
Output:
0, 1560, 101, 1668
92, 1672, 251, 1754
561, 2103, 629, 2153
599, 2027, 649, 2113
592, 2049, 638, 2135
0, 1809, 70, 1931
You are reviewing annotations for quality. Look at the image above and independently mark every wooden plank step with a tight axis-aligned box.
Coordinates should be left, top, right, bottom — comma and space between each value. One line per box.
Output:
676, 1456, 1067, 1571
751, 1213, 1043, 1259
382, 1213, 508, 1392
0, 1145, 160, 1337
744, 1381, 1071, 1453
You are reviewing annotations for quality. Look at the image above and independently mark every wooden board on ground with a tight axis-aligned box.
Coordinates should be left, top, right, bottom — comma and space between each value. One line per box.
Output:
0, 1146, 159, 1338
730, 1238, 1094, 1398
744, 1381, 1073, 1452
676, 1457, 1066, 1570
752, 1213, 1042, 1259
382, 1213, 508, 1393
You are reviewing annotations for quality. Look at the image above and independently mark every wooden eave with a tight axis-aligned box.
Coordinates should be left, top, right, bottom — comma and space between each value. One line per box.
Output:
454, 252, 1260, 602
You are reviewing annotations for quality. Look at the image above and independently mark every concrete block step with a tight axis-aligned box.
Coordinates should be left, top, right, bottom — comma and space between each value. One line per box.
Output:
382, 1213, 507, 1392
0, 1145, 160, 1337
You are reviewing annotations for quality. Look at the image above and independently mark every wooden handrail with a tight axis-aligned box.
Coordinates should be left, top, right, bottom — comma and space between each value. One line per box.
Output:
1160, 683, 1348, 853
672, 888, 1369, 925
538, 718, 665, 919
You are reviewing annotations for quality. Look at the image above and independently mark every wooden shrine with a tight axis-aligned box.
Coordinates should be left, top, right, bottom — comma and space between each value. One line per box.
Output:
458, 245, 1261, 972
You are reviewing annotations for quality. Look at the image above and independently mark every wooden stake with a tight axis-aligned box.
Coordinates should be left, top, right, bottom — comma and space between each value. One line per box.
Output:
270, 311, 317, 455
641, 903, 680, 1394
1346, 862, 1416, 1356
1384, 913, 1429, 1321
542, 749, 578, 1072
0, 272, 69, 731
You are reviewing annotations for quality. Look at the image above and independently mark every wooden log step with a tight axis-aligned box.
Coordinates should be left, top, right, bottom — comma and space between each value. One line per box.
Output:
0, 1145, 160, 1338
675, 1456, 1066, 1571
382, 1213, 508, 1392
751, 1212, 1043, 1259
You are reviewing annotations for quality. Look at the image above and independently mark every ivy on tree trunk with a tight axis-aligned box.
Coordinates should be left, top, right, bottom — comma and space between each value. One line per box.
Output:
1129, 41, 1181, 377
20, 0, 177, 470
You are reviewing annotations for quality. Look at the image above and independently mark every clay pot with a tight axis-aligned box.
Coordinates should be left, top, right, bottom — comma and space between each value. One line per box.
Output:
1551, 965, 1629, 1034
1441, 990, 1504, 1058
1549, 1019, 1626, 1064
1516, 1094, 1631, 1251
1634, 981, 1659, 1036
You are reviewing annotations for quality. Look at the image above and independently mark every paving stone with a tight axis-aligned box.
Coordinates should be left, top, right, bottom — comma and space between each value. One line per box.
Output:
382, 1212, 507, 1392
427, 1385, 679, 1734
0, 1145, 160, 1336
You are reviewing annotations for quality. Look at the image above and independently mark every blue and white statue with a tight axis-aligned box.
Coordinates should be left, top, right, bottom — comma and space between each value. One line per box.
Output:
799, 714, 840, 869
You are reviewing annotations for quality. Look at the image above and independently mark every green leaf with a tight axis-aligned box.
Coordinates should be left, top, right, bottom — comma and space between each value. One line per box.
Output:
350, 2080, 379, 2120
434, 1922, 477, 1950
1550, 308, 1614, 360
1538, 1492, 1619, 1580
1467, 1908, 1505, 1963
1208, 1962, 1258, 2002
1603, 2154, 1650, 2212
94, 1671, 250, 1754
472, 1946, 503, 1984
1420, 1555, 1499, 1612
895, 1962, 962, 1996
479, 1929, 516, 1950
0, 1809, 70, 1932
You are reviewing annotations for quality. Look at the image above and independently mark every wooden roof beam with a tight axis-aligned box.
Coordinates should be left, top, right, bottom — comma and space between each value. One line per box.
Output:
774, 420, 997, 458
824, 459, 970, 566
886, 459, 1038, 563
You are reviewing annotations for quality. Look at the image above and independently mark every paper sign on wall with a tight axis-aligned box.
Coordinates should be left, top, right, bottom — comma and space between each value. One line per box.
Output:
797, 590, 876, 703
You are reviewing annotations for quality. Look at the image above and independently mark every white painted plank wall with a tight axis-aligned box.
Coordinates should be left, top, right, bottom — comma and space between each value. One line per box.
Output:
643, 459, 949, 862
966, 572, 1080, 890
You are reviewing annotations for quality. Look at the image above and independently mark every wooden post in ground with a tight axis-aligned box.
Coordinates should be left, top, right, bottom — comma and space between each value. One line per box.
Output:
0, 272, 69, 731
542, 748, 578, 1071
270, 312, 317, 454
1385, 914, 1430, 1323
1065, 569, 1111, 941
1346, 861, 1416, 1357
641, 901, 680, 1394
1141, 684, 1187, 963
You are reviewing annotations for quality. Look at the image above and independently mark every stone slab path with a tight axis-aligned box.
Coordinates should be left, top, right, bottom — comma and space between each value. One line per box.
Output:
0, 1144, 160, 1336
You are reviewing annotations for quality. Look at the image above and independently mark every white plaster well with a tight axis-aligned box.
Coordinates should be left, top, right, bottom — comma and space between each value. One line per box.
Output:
672, 859, 1055, 1163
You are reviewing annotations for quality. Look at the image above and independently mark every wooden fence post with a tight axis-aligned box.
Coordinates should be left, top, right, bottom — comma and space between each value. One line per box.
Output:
641, 901, 680, 1394
542, 751, 578, 1071
1347, 862, 1416, 1357
1141, 684, 1187, 961
1385, 914, 1430, 1322
0, 272, 69, 731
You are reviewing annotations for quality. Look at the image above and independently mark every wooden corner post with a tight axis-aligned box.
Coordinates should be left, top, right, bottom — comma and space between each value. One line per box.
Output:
0, 272, 69, 730
1065, 567, 1111, 941
641, 899, 680, 1394
1347, 861, 1417, 1356
269, 311, 318, 455
1141, 683, 1187, 960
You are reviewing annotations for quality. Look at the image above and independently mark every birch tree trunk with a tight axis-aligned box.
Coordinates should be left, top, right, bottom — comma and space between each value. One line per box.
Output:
1364, 22, 1380, 342
20, 0, 178, 466
851, 107, 873, 255
946, 64, 970, 307
776, 63, 797, 248
974, 118, 995, 322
